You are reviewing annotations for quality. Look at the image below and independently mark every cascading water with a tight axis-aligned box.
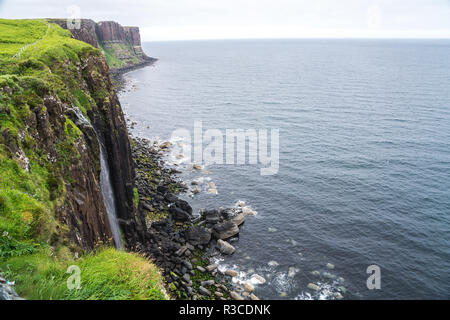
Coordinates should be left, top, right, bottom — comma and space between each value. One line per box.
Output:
71, 107, 123, 249
98, 141, 123, 249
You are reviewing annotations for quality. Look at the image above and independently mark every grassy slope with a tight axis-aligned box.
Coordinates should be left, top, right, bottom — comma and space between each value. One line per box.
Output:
99, 42, 140, 69
0, 19, 166, 300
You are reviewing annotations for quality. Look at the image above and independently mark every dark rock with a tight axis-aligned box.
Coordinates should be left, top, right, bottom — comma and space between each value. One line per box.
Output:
201, 280, 215, 287
169, 206, 191, 222
157, 185, 169, 194
198, 286, 211, 296
204, 210, 221, 224
213, 221, 239, 240
185, 226, 212, 245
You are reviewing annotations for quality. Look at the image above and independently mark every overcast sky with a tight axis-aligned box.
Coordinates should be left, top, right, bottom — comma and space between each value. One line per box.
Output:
1, 0, 450, 40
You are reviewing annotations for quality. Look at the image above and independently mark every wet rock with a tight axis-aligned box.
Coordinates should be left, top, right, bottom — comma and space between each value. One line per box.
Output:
204, 210, 221, 224
307, 283, 320, 291
230, 291, 244, 300
217, 239, 236, 255
159, 141, 172, 149
192, 187, 200, 194
243, 282, 254, 292
185, 226, 212, 245
206, 264, 219, 272
327, 263, 335, 270
250, 293, 260, 300
225, 269, 239, 277
213, 221, 239, 240
207, 188, 218, 195
231, 213, 246, 226
251, 274, 266, 284
193, 164, 202, 170
334, 292, 344, 300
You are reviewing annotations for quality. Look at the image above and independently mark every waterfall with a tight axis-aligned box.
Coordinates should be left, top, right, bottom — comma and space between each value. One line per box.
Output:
98, 141, 123, 249
71, 107, 123, 249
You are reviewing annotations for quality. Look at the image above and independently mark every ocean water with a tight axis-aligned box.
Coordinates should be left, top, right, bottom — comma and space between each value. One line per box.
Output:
119, 39, 450, 300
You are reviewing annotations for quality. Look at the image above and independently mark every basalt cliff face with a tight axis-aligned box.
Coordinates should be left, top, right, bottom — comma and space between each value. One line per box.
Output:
0, 20, 145, 253
48, 19, 154, 74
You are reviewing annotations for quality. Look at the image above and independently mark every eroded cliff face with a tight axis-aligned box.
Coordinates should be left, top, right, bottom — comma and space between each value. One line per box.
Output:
49, 19, 154, 72
80, 54, 145, 245
0, 22, 145, 252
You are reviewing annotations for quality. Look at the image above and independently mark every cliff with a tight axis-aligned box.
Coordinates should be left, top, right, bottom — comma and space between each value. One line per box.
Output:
48, 19, 155, 74
0, 18, 166, 300
0, 19, 146, 252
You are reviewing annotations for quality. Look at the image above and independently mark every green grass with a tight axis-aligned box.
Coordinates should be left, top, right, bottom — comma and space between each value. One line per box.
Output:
99, 41, 139, 69
0, 19, 48, 59
0, 247, 167, 300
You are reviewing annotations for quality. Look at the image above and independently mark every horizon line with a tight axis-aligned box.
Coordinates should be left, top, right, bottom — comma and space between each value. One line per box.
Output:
142, 36, 450, 42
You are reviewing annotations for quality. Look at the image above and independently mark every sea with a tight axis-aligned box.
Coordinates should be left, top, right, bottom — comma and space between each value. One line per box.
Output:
118, 39, 450, 299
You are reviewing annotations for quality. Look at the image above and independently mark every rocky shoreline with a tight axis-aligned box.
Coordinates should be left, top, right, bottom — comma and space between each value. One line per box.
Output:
130, 137, 261, 300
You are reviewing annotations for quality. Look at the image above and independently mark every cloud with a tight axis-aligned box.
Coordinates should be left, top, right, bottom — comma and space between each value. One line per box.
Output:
1, 0, 450, 40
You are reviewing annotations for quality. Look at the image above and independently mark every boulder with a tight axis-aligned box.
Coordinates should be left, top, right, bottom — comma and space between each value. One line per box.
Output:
166, 194, 192, 214
198, 286, 211, 296
307, 283, 320, 291
225, 269, 239, 277
250, 294, 260, 300
217, 239, 236, 255
213, 221, 239, 240
204, 210, 221, 224
243, 282, 254, 292
230, 291, 244, 300
169, 206, 190, 222
201, 280, 215, 287
185, 226, 212, 245
159, 141, 172, 149
231, 213, 246, 226
251, 274, 266, 284
205, 264, 218, 272
196, 266, 206, 272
